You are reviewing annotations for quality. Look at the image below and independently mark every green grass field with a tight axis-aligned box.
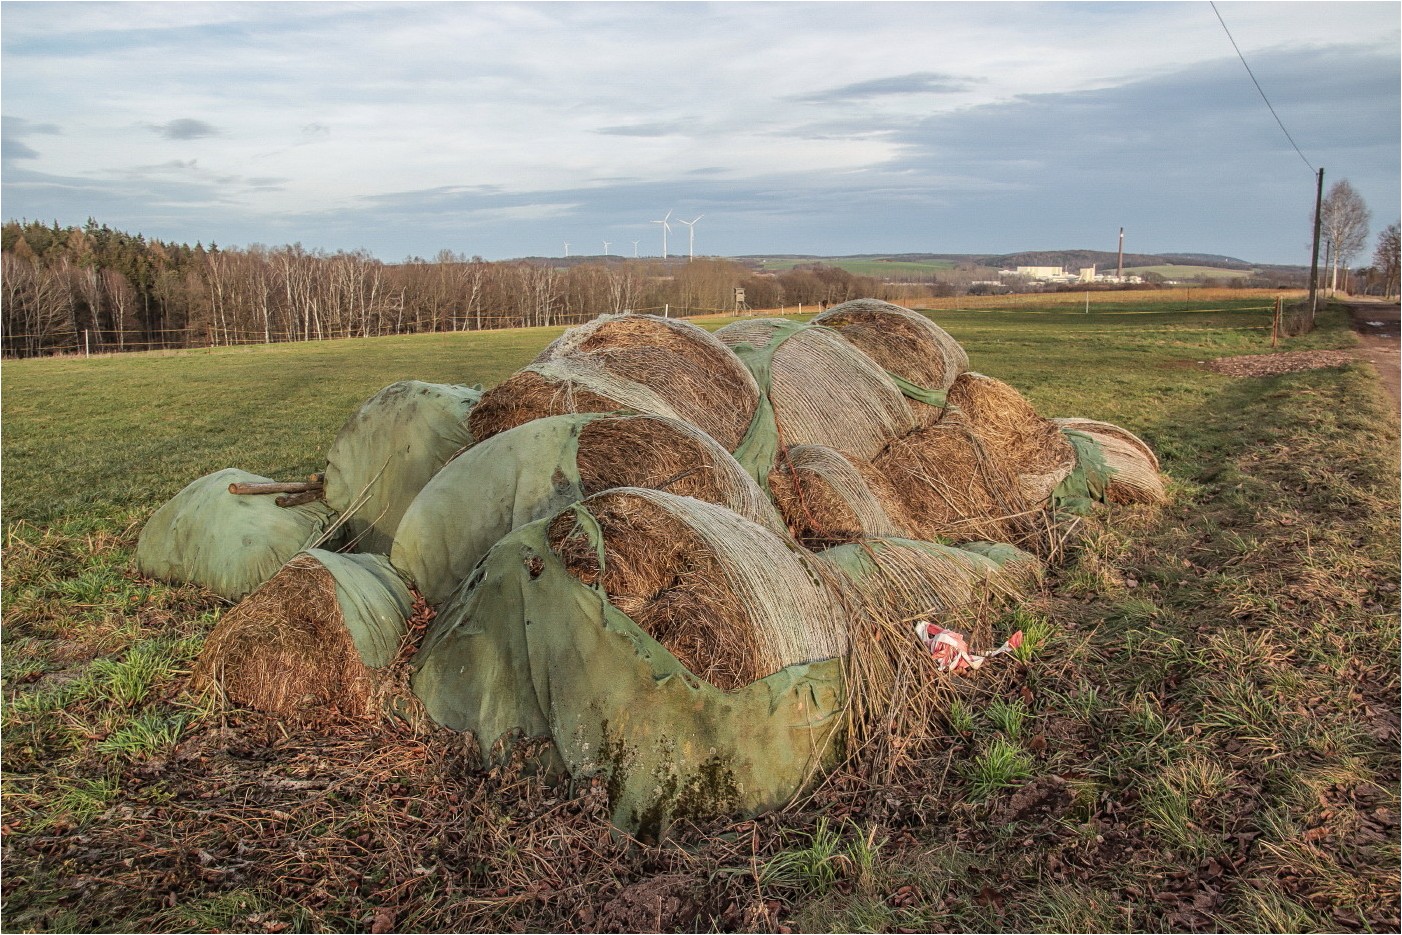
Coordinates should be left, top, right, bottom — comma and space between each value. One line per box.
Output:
3, 297, 1397, 932
1121, 264, 1258, 281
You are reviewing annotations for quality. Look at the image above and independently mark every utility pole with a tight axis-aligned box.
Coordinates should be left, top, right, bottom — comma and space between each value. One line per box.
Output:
1307, 167, 1324, 325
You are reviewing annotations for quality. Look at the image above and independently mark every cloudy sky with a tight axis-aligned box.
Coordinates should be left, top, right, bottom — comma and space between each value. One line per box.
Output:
3, 1, 1398, 264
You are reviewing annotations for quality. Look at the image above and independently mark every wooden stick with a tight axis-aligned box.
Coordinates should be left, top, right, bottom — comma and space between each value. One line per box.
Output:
276, 491, 323, 508
228, 481, 322, 495
307, 472, 326, 484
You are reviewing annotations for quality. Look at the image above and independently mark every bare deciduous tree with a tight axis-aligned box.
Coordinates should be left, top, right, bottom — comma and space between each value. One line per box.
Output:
1319, 180, 1371, 295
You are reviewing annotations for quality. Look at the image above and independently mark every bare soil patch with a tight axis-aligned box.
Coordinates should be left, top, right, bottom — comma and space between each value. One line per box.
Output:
1204, 349, 1359, 378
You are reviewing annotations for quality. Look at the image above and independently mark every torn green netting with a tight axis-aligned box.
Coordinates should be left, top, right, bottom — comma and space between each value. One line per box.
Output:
391, 413, 611, 606
409, 509, 846, 839
323, 380, 482, 556
1052, 429, 1118, 514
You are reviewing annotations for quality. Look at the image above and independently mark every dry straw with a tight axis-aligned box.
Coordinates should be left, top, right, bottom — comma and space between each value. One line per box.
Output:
714, 319, 917, 460
768, 443, 915, 547
874, 409, 1040, 545
946, 372, 1077, 504
194, 554, 382, 723
576, 414, 784, 535
469, 314, 759, 450
813, 299, 969, 422
547, 488, 849, 692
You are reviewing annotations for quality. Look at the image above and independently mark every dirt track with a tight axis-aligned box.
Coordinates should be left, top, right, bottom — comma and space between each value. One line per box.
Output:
1343, 299, 1401, 408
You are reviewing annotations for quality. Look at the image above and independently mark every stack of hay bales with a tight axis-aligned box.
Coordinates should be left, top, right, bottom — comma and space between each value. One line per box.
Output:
137, 301, 1165, 836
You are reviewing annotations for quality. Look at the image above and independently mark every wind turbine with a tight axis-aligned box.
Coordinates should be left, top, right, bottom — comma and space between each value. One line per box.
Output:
603, 240, 611, 256
563, 242, 571, 257
677, 215, 703, 260
631, 240, 640, 258
651, 210, 672, 259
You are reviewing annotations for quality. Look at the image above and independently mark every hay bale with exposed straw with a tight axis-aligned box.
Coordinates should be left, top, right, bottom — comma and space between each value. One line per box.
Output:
1056, 424, 1166, 507
768, 444, 916, 547
947, 372, 1077, 504
874, 410, 1036, 544
714, 318, 916, 461
323, 380, 481, 555
136, 468, 338, 601
812, 299, 968, 422
392, 413, 783, 606
1052, 418, 1160, 471
193, 550, 413, 723
410, 487, 850, 837
467, 314, 760, 451
547, 488, 848, 690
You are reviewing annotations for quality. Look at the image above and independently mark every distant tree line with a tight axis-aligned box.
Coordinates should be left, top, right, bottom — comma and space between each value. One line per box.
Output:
0, 220, 909, 358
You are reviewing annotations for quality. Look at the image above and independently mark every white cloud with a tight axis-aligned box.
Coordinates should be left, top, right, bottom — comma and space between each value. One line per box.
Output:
2, 1, 1396, 259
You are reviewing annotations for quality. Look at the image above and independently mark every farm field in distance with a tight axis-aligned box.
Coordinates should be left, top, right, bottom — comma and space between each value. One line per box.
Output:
1120, 264, 1259, 281
2, 290, 1397, 933
746, 255, 962, 277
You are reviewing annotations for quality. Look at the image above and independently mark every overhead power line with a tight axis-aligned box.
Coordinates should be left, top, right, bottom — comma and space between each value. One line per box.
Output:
1210, 1, 1316, 174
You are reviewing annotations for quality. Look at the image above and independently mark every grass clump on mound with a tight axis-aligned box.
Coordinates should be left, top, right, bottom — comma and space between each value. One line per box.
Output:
546, 488, 848, 692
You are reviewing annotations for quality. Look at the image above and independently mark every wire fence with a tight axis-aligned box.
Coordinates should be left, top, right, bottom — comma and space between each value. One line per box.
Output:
1, 291, 1303, 359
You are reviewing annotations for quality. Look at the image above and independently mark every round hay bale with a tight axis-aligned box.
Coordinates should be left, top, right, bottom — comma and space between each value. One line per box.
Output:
136, 468, 338, 602
812, 299, 968, 416
409, 493, 848, 837
873, 410, 1034, 543
192, 550, 413, 723
323, 380, 481, 555
1063, 427, 1166, 505
768, 444, 915, 547
393, 413, 783, 606
1052, 417, 1160, 471
468, 314, 760, 451
714, 318, 916, 460
547, 488, 849, 691
946, 372, 1076, 504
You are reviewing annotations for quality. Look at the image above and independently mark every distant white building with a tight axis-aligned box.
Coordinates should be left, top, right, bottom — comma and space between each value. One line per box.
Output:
999, 264, 1143, 286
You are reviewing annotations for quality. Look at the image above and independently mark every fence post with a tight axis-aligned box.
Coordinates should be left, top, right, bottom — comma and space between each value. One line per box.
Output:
1271, 296, 1281, 348
84, 330, 90, 358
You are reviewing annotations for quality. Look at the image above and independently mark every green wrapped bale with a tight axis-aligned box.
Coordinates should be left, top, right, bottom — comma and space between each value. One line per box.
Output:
392, 413, 784, 606
193, 549, 414, 723
323, 380, 481, 555
136, 468, 337, 601
411, 488, 849, 837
